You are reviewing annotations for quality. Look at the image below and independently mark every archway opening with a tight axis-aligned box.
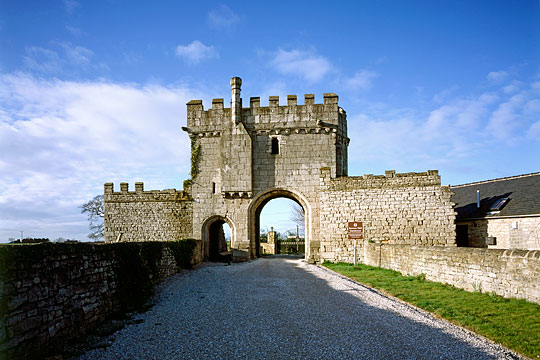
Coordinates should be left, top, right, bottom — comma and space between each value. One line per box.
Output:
205, 218, 233, 262
257, 197, 305, 257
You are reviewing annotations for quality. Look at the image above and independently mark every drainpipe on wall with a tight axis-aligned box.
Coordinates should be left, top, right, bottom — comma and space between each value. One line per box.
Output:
477, 190, 480, 208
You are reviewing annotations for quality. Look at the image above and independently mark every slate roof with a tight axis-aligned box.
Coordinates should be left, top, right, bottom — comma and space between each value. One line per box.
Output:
451, 172, 540, 220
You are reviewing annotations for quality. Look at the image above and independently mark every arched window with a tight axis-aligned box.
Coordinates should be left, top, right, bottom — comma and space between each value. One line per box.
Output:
271, 137, 279, 154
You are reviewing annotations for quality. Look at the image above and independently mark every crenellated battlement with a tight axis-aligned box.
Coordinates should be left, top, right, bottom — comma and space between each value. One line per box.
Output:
185, 92, 347, 138
187, 93, 338, 111
104, 182, 191, 202
320, 168, 444, 191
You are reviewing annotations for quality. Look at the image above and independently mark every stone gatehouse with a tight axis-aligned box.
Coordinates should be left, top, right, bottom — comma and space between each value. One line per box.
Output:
104, 77, 456, 263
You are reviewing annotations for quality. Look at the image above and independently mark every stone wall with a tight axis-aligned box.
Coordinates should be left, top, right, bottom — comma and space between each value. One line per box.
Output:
0, 241, 200, 359
459, 217, 540, 250
319, 168, 456, 262
104, 182, 193, 243
359, 243, 540, 304
260, 243, 275, 255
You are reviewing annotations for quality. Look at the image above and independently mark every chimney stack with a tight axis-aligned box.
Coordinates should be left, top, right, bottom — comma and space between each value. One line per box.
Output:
230, 77, 242, 125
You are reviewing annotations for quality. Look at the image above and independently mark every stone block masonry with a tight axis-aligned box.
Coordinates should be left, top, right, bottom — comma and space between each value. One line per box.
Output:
360, 243, 540, 304
319, 168, 456, 262
104, 182, 193, 243
0, 241, 201, 359
461, 217, 540, 250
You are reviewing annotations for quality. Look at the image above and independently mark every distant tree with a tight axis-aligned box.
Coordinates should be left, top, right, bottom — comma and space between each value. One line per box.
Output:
80, 195, 104, 240
289, 202, 305, 232
260, 228, 268, 243
22, 238, 49, 243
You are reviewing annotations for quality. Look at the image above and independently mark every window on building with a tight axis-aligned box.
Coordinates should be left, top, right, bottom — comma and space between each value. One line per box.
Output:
490, 198, 509, 211
212, 182, 216, 194
271, 137, 279, 154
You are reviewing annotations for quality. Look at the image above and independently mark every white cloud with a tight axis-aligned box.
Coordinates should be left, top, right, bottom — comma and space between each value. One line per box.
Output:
22, 43, 101, 75
425, 94, 497, 137
207, 5, 239, 30
344, 70, 378, 90
23, 46, 62, 73
432, 85, 460, 103
175, 40, 218, 64
270, 49, 332, 83
60, 43, 93, 66
63, 0, 79, 15
525, 99, 540, 115
486, 93, 526, 139
0, 73, 197, 241
66, 25, 82, 37
503, 84, 519, 94
528, 120, 540, 141
487, 70, 509, 82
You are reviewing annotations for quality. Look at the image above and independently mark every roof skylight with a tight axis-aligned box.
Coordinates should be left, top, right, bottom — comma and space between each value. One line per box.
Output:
490, 198, 509, 211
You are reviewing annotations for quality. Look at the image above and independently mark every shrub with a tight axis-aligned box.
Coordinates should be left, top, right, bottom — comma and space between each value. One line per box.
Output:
166, 239, 197, 270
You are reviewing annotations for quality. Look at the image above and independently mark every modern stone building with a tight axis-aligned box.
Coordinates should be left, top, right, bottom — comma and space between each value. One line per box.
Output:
452, 172, 540, 250
104, 77, 456, 263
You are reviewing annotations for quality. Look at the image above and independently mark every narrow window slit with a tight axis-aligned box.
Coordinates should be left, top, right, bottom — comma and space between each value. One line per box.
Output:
271, 137, 279, 154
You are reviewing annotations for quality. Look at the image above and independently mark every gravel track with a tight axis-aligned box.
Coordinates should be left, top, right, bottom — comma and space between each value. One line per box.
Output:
76, 257, 523, 360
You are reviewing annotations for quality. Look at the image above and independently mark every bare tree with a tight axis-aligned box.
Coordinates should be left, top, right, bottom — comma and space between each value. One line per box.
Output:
289, 202, 304, 232
80, 195, 104, 240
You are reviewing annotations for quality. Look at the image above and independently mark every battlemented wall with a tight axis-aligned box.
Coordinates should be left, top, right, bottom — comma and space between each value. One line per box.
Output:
361, 243, 540, 304
319, 168, 456, 262
104, 182, 193, 243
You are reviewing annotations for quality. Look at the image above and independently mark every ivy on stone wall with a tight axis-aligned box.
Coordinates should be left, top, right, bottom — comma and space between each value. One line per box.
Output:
182, 138, 200, 190
190, 137, 201, 180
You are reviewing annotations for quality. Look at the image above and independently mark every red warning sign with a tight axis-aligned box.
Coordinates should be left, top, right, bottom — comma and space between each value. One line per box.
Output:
348, 222, 364, 240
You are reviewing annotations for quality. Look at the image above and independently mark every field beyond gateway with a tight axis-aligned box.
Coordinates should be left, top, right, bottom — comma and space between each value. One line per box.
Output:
323, 262, 540, 359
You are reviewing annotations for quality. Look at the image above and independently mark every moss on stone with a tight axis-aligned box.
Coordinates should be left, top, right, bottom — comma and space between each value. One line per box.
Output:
190, 137, 200, 179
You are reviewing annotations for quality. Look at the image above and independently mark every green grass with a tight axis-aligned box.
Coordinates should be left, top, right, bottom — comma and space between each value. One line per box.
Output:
323, 262, 540, 359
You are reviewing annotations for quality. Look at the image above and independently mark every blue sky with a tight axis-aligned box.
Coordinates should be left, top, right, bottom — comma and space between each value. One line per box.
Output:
1, 1, 539, 241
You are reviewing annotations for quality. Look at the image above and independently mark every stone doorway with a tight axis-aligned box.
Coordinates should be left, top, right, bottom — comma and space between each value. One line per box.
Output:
202, 216, 234, 261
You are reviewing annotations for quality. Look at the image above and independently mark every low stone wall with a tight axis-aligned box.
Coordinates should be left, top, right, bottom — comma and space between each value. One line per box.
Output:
319, 168, 456, 261
0, 240, 201, 359
359, 243, 540, 304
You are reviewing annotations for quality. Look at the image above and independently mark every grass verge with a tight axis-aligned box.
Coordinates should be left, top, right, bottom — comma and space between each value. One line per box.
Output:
323, 262, 540, 359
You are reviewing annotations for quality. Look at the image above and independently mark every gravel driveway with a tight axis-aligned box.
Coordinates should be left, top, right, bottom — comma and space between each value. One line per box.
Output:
76, 256, 522, 360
